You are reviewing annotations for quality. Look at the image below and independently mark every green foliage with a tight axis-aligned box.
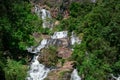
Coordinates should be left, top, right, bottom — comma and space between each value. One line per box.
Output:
39, 46, 59, 67
0, 0, 42, 58
0, 0, 42, 79
4, 59, 28, 80
0, 51, 6, 79
58, 2, 95, 33
56, 14, 63, 20
40, 28, 52, 35
70, 0, 120, 80
0, 0, 120, 80
69, 2, 94, 17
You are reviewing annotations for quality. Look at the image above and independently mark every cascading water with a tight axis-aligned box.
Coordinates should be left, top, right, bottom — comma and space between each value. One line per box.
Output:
27, 31, 81, 80
26, 55, 50, 80
51, 31, 68, 39
26, 39, 50, 80
70, 69, 81, 80
111, 74, 120, 80
70, 32, 81, 80
27, 39, 47, 53
34, 5, 52, 28
27, 5, 81, 80
71, 32, 81, 45
41, 9, 51, 28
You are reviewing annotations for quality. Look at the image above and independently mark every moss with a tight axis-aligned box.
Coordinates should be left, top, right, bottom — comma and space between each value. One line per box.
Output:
78, 33, 84, 40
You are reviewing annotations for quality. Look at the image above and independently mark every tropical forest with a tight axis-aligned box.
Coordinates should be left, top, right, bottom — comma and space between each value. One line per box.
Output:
0, 0, 120, 80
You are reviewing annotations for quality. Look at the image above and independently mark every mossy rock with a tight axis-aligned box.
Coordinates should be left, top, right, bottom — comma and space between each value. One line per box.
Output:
38, 46, 59, 67
44, 70, 72, 80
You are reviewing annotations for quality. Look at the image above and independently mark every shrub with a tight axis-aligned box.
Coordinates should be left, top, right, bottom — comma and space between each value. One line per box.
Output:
4, 59, 28, 80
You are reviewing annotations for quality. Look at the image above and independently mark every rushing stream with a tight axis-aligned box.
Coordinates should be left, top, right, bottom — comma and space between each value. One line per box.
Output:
26, 55, 50, 80
27, 31, 81, 80
26, 5, 81, 80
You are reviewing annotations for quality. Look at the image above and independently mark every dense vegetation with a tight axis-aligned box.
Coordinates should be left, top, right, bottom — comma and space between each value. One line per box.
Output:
57, 0, 120, 80
0, 0, 120, 80
0, 0, 42, 79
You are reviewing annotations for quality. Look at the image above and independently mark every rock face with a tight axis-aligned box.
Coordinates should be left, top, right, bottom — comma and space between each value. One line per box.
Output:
31, 0, 96, 19
45, 69, 72, 80
45, 61, 74, 80
34, 5, 53, 28
30, 0, 71, 19
36, 32, 81, 80
57, 47, 72, 59
27, 30, 81, 80
38, 46, 58, 67
26, 0, 89, 79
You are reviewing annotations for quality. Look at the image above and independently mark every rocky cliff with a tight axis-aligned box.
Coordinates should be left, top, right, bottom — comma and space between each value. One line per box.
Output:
30, 0, 96, 19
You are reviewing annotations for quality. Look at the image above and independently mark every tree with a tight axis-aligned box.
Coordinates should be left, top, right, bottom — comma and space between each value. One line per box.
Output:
0, 0, 42, 59
4, 59, 28, 80
71, 0, 120, 79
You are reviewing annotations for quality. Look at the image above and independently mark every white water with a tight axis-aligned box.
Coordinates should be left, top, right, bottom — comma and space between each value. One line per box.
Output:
70, 32, 81, 80
71, 32, 81, 45
26, 56, 50, 80
117, 77, 120, 80
27, 39, 47, 53
34, 5, 52, 28
27, 31, 81, 80
51, 31, 68, 39
111, 74, 120, 80
41, 9, 51, 28
70, 69, 81, 80
26, 39, 50, 80
27, 4, 81, 80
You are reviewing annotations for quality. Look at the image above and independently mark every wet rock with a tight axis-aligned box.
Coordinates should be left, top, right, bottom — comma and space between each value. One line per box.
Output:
33, 32, 41, 38
31, 0, 71, 18
59, 38, 70, 48
27, 31, 81, 79
38, 46, 59, 67
51, 31, 68, 39
45, 61, 74, 80
31, 0, 96, 19
47, 39, 63, 47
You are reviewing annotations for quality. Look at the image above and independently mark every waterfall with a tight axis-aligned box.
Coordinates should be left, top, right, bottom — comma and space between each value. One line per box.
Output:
70, 69, 81, 80
117, 77, 120, 80
51, 31, 68, 39
71, 32, 81, 45
70, 32, 81, 80
26, 39, 50, 80
26, 56, 50, 80
27, 4, 81, 80
26, 31, 68, 80
111, 74, 120, 80
26, 31, 81, 80
27, 39, 47, 53
34, 5, 52, 28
